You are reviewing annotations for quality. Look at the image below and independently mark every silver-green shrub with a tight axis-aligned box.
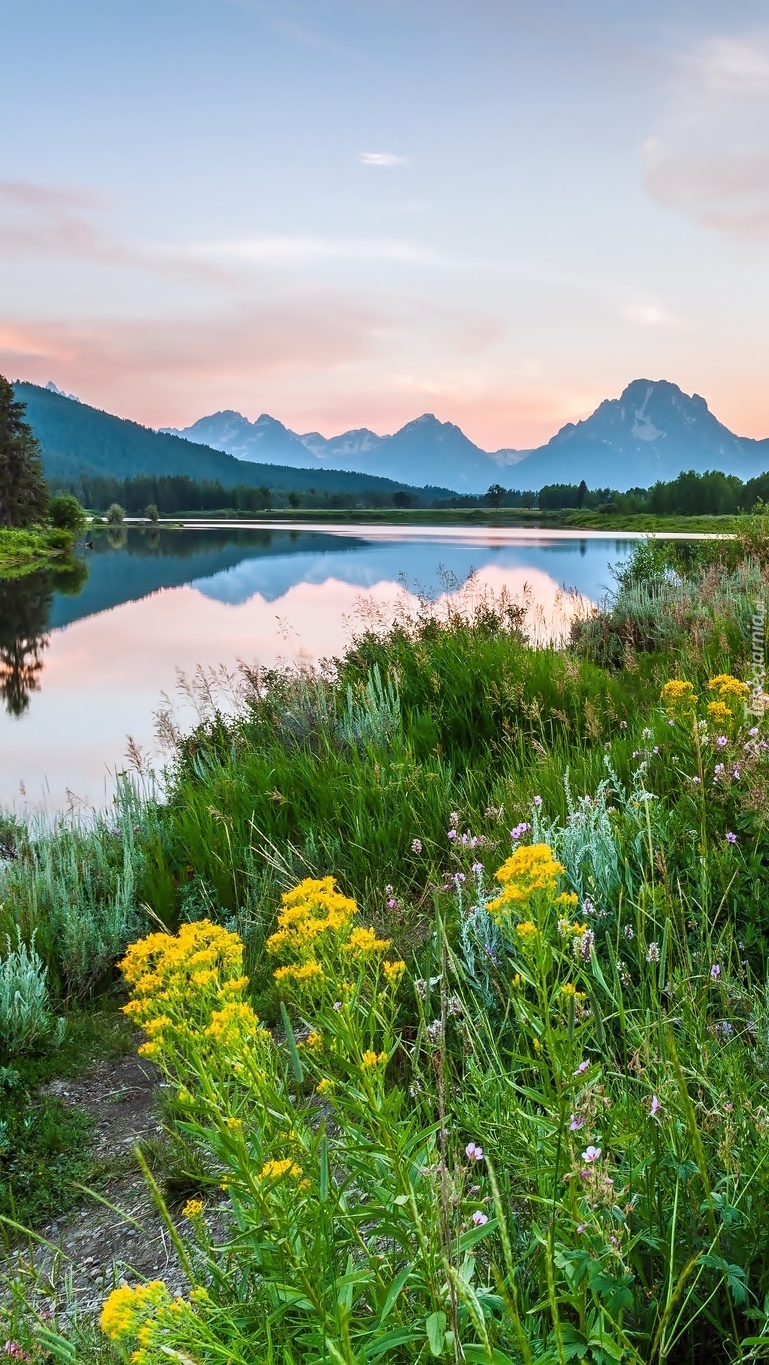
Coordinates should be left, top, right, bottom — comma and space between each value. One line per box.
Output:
0, 931, 62, 1057
337, 664, 401, 751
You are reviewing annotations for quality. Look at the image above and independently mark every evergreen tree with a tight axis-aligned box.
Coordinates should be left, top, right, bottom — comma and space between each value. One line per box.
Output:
0, 376, 48, 528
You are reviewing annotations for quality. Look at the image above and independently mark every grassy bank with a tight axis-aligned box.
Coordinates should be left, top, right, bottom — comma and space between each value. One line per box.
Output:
2, 532, 769, 1359
564, 510, 742, 533
145, 506, 571, 527
125, 505, 745, 533
0, 525, 81, 578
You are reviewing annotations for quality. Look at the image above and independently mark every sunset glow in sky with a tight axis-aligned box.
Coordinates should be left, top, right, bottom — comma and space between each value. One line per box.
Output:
2, 0, 769, 449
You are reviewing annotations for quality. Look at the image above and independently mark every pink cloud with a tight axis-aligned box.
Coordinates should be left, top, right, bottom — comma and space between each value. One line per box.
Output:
0, 302, 384, 424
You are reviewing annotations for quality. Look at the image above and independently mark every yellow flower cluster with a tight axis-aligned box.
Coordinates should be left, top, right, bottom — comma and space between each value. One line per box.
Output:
709, 674, 750, 700
663, 674, 749, 715
707, 699, 732, 723
557, 918, 588, 938
515, 921, 537, 940
361, 1049, 389, 1068
274, 960, 326, 987
344, 926, 392, 958
182, 1198, 203, 1220
266, 877, 357, 957
487, 844, 565, 919
382, 959, 406, 984
120, 920, 265, 1072
258, 1158, 303, 1182
267, 877, 404, 999
559, 982, 586, 1001
661, 679, 697, 708
206, 1000, 268, 1050
121, 920, 242, 993
100, 1280, 172, 1342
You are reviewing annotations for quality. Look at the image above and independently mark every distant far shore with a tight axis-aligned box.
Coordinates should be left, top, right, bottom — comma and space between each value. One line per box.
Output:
96, 506, 744, 535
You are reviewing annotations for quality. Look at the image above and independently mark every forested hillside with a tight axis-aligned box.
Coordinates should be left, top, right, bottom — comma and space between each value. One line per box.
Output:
13, 383, 454, 502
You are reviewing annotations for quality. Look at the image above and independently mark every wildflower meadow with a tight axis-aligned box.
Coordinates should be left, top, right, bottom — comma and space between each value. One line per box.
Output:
2, 537, 769, 1363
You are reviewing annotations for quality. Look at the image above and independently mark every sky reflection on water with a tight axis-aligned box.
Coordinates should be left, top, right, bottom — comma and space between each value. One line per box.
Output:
0, 525, 634, 814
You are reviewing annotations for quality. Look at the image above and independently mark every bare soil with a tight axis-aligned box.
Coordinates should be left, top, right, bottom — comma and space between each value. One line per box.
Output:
4, 1051, 193, 1318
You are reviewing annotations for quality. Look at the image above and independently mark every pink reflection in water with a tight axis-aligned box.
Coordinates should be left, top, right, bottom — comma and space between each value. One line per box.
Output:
0, 565, 591, 814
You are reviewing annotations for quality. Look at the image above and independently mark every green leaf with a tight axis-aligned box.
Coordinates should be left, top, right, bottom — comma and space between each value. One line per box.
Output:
379, 1263, 413, 1323
319, 1133, 328, 1203
426, 1311, 447, 1357
280, 1000, 304, 1081
367, 1326, 425, 1358
588, 1268, 635, 1314
462, 1350, 519, 1364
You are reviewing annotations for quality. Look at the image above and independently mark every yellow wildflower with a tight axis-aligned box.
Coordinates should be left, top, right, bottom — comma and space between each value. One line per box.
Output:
661, 679, 697, 707
221, 975, 249, 992
258, 1158, 303, 1182
100, 1281, 171, 1342
191, 969, 218, 988
707, 700, 732, 723
266, 877, 358, 958
182, 1198, 203, 1220
383, 959, 406, 984
489, 844, 565, 920
344, 926, 392, 957
273, 961, 325, 985
559, 982, 586, 1000
515, 920, 538, 940
361, 1050, 388, 1068
316, 1077, 335, 1095
708, 674, 749, 699
205, 1000, 262, 1048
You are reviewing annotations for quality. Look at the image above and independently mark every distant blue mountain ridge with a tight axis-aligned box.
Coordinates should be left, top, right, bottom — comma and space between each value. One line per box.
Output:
163, 379, 769, 493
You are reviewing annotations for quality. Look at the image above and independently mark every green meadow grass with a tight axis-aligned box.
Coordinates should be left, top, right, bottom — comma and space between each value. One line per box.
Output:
2, 534, 769, 1360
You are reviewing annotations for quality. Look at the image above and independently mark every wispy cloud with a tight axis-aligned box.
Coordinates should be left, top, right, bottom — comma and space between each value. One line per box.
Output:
0, 182, 463, 280
620, 297, 680, 329
177, 234, 452, 268
224, 0, 354, 56
0, 180, 122, 262
360, 152, 408, 167
642, 30, 769, 241
0, 296, 386, 424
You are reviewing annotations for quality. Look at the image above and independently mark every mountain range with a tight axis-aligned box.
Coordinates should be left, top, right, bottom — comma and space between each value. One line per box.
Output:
162, 409, 518, 491
164, 379, 769, 493
13, 382, 454, 502
14, 376, 769, 497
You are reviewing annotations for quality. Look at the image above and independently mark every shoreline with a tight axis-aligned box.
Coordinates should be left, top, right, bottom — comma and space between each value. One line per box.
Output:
106, 511, 741, 539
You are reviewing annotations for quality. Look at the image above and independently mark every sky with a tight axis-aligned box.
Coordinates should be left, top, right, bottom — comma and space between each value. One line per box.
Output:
2, 0, 769, 450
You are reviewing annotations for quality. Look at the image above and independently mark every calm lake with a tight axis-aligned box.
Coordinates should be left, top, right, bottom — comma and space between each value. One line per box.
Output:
0, 522, 644, 813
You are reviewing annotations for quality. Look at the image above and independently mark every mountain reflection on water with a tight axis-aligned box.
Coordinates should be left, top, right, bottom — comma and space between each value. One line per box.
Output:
0, 524, 630, 812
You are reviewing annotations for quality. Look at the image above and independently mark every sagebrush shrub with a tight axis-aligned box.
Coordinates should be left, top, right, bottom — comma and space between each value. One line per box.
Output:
0, 930, 61, 1058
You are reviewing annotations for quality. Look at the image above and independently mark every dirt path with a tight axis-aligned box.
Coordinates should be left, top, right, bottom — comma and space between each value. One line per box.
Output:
5, 1053, 194, 1318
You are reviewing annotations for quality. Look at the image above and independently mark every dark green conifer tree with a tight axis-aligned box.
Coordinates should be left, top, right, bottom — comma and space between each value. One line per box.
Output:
0, 375, 49, 528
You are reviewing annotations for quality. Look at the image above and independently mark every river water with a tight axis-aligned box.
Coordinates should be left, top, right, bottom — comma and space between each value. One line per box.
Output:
0, 523, 644, 813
